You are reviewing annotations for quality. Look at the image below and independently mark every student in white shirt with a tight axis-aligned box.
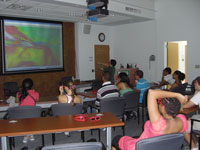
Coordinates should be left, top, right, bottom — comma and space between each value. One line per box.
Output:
184, 76, 200, 150
160, 67, 175, 89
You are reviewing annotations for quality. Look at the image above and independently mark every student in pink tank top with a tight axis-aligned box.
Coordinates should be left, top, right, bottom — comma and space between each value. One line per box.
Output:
17, 78, 39, 106
58, 80, 81, 104
112, 90, 188, 150
16, 78, 39, 143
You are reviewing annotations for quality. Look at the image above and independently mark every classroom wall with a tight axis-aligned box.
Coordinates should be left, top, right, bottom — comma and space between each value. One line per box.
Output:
155, 0, 200, 83
0, 22, 75, 99
111, 20, 157, 82
75, 23, 113, 81
111, 0, 200, 83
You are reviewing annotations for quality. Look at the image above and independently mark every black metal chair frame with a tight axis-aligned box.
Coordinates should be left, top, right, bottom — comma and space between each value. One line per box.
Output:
50, 103, 84, 145
6, 106, 44, 150
190, 118, 200, 150
99, 97, 126, 136
140, 89, 149, 125
123, 90, 140, 124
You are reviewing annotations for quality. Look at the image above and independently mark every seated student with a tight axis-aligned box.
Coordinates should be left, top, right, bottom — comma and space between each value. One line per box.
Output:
160, 67, 175, 88
135, 70, 150, 104
170, 70, 185, 89
98, 59, 117, 84
112, 89, 188, 150
58, 80, 81, 104
95, 70, 119, 107
183, 76, 200, 150
16, 78, 39, 143
115, 72, 133, 96
17, 78, 39, 106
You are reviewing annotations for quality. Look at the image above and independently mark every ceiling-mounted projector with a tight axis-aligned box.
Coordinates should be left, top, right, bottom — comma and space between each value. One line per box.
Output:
87, 0, 108, 8
86, 0, 109, 22
87, 9, 109, 18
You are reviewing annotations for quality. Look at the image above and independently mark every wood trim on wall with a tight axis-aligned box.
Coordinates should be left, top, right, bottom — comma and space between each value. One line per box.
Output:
0, 22, 75, 99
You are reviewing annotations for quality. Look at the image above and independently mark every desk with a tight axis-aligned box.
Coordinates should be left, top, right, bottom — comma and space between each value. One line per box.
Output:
77, 92, 96, 98
0, 101, 58, 112
74, 81, 92, 93
0, 112, 124, 150
180, 106, 199, 115
74, 81, 92, 88
77, 92, 97, 103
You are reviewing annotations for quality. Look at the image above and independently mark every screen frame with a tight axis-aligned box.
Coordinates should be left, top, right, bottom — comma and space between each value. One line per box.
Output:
0, 16, 64, 75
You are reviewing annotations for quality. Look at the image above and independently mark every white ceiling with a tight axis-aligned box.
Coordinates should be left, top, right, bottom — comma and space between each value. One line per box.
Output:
0, 0, 153, 26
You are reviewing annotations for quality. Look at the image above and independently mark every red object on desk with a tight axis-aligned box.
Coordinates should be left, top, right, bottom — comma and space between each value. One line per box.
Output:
74, 114, 88, 122
90, 90, 97, 94
73, 114, 101, 122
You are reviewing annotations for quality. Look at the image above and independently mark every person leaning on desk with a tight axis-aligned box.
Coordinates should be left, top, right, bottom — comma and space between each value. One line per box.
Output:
183, 76, 200, 150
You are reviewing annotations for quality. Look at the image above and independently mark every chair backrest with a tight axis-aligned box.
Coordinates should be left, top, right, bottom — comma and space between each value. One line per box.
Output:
171, 83, 195, 96
142, 89, 149, 107
42, 142, 102, 150
123, 90, 140, 111
7, 106, 42, 119
51, 103, 83, 116
136, 133, 184, 150
100, 97, 125, 118
3, 82, 18, 97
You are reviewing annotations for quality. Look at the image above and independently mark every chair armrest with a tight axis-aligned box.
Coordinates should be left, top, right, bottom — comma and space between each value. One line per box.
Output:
191, 118, 200, 123
84, 88, 93, 92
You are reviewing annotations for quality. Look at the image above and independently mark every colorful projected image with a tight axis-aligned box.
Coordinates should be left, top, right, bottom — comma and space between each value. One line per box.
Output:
4, 19, 63, 72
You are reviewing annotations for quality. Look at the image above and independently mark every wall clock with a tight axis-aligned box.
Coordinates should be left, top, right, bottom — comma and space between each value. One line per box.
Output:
98, 33, 105, 42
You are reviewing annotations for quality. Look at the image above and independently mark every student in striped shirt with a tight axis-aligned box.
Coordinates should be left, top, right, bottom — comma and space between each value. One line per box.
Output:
95, 70, 119, 107
135, 70, 150, 104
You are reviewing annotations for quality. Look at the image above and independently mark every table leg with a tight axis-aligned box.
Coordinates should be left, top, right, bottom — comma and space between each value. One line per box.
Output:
1, 137, 7, 150
106, 127, 111, 150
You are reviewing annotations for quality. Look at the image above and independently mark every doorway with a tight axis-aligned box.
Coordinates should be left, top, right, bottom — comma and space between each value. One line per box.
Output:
165, 41, 187, 81
94, 45, 110, 80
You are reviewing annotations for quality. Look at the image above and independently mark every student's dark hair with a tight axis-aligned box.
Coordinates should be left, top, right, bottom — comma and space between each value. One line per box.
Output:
136, 70, 143, 78
19, 78, 33, 104
103, 70, 111, 81
178, 72, 185, 81
174, 70, 185, 81
194, 76, 200, 85
61, 79, 73, 87
173, 70, 181, 75
164, 67, 172, 74
110, 59, 117, 67
161, 97, 181, 118
118, 72, 131, 87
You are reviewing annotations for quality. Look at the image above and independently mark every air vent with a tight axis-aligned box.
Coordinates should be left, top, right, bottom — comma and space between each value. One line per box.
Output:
7, 4, 32, 11
0, 0, 12, 1
125, 7, 141, 14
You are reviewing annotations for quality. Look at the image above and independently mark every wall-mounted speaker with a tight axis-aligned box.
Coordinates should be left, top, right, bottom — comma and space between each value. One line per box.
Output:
83, 24, 91, 34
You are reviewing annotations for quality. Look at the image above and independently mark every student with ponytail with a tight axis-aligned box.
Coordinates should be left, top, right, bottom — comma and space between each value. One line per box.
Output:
17, 78, 39, 106
16, 78, 39, 143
